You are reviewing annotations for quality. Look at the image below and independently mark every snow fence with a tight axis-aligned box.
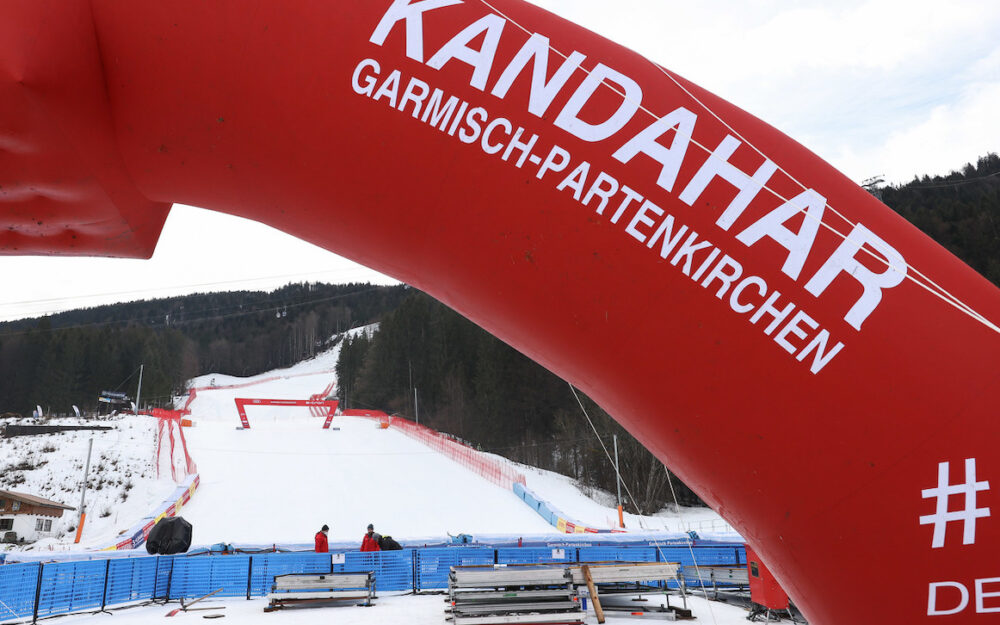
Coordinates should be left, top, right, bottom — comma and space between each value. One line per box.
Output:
385, 415, 527, 490
346, 412, 615, 534
0, 542, 746, 622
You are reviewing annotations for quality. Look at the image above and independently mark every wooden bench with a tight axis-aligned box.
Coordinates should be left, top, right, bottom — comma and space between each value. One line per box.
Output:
264, 572, 374, 611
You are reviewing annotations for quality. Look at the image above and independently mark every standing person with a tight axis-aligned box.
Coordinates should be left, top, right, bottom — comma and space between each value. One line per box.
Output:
360, 523, 381, 552
315, 524, 329, 553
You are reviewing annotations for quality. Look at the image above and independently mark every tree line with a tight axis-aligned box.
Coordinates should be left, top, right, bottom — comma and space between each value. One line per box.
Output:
880, 152, 1000, 285
0, 283, 409, 416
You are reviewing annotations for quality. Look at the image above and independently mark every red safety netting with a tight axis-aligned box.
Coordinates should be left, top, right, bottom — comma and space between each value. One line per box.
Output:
309, 378, 337, 417
387, 416, 526, 490
149, 408, 197, 482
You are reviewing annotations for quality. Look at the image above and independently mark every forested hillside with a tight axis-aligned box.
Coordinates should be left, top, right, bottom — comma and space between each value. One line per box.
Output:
881, 153, 1000, 285
337, 153, 1000, 515
0, 283, 409, 416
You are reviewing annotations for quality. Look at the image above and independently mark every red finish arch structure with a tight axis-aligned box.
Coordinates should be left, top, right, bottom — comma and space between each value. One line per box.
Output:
234, 398, 339, 430
3, 2, 999, 622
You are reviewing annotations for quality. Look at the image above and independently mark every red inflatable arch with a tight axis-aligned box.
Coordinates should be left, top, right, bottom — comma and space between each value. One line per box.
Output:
3, 2, 999, 622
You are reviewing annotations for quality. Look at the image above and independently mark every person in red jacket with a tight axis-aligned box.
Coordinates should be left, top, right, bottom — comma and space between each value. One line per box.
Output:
315, 524, 329, 553
360, 523, 381, 552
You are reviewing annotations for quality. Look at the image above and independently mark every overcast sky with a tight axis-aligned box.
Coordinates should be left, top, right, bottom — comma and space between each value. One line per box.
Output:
2, 0, 997, 322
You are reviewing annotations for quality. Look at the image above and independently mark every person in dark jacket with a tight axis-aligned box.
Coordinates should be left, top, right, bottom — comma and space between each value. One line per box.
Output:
315, 524, 329, 553
360, 523, 381, 552
378, 535, 403, 550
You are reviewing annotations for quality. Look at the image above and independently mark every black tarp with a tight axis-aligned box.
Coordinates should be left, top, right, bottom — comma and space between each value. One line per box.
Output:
145, 516, 192, 555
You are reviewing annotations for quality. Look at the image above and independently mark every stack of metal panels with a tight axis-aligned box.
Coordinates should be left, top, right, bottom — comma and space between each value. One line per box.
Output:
680, 564, 749, 599
446, 565, 584, 625
265, 572, 375, 611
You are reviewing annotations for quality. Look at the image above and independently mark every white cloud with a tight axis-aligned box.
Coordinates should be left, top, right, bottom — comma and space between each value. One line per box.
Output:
527, 0, 1000, 184
833, 81, 1000, 182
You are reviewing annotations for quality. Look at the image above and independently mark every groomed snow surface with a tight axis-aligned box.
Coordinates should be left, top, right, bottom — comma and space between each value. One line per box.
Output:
56, 591, 756, 625
178, 335, 736, 546
182, 414, 559, 545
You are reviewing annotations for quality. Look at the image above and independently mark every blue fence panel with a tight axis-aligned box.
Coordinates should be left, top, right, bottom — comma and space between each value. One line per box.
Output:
168, 556, 251, 599
332, 550, 414, 592
249, 553, 331, 596
735, 546, 747, 565
0, 562, 40, 622
522, 491, 540, 510
655, 546, 740, 588
155, 556, 174, 599
496, 547, 575, 565
106, 556, 159, 605
36, 560, 107, 618
0, 542, 749, 617
535, 503, 555, 524
578, 546, 658, 563
656, 546, 697, 568
689, 546, 744, 566
415, 547, 495, 590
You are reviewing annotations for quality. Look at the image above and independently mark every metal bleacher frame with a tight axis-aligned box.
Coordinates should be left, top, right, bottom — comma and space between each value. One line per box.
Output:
446, 561, 685, 625
264, 571, 374, 611
681, 564, 751, 599
447, 564, 583, 625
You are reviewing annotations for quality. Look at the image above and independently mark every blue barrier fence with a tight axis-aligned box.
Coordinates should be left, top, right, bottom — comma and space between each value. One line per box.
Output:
0, 543, 745, 623
415, 546, 496, 590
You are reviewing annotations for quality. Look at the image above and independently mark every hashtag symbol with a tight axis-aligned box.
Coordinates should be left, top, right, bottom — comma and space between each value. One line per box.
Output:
919, 458, 991, 548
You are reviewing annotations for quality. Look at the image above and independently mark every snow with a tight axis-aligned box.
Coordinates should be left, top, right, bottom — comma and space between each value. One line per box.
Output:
4, 325, 737, 553
175, 325, 736, 546
0, 415, 177, 552
2, 325, 752, 624
183, 325, 374, 394
49, 591, 756, 625
519, 463, 738, 535
180, 414, 557, 545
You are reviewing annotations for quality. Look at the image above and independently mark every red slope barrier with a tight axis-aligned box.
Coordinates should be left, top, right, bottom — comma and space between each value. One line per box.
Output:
3, 2, 1000, 622
389, 414, 527, 490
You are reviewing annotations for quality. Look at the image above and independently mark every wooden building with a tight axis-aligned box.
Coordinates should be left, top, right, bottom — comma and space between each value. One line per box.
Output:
0, 489, 74, 543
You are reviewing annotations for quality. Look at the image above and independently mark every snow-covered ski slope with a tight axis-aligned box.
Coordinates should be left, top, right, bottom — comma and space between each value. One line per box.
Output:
176, 328, 734, 547
177, 330, 553, 546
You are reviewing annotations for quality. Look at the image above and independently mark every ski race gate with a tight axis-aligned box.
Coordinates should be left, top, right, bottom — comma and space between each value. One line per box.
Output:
234, 398, 339, 430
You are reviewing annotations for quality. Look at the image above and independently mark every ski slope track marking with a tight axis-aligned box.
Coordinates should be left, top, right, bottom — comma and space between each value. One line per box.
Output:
3, 2, 1000, 622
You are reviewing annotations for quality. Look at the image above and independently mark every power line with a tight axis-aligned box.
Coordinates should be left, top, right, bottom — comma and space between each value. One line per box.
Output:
0, 285, 391, 338
893, 170, 1000, 190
